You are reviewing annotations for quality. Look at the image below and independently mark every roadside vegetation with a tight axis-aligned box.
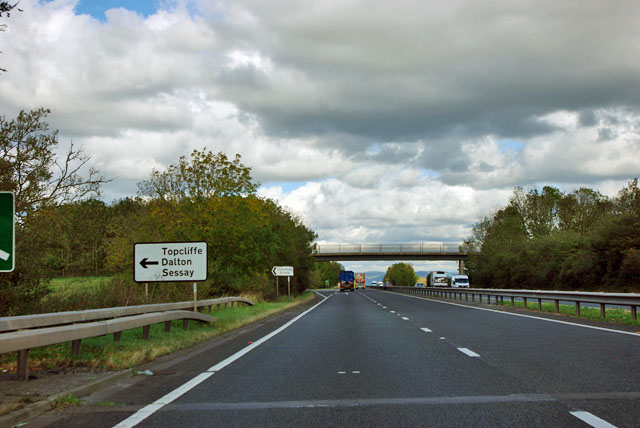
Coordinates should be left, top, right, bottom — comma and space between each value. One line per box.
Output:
465, 180, 640, 292
0, 291, 315, 372
490, 298, 640, 327
384, 262, 418, 287
0, 109, 325, 317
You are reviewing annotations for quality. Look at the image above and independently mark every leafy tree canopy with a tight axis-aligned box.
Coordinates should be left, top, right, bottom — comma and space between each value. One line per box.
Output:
384, 262, 418, 287
138, 149, 258, 201
0, 108, 106, 221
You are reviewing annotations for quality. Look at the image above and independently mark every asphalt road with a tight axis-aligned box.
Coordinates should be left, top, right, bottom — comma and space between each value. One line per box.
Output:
28, 289, 640, 428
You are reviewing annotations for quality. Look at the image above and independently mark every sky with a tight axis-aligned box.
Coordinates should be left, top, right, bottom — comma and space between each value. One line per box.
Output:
1, 0, 639, 273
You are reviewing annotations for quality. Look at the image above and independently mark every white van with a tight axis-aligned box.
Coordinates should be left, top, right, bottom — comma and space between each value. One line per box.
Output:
451, 274, 470, 288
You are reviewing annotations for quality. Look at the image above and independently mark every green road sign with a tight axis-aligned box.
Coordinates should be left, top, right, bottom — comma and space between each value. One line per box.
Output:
0, 192, 15, 272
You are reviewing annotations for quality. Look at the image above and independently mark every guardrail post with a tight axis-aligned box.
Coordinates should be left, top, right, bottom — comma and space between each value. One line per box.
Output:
600, 303, 606, 318
72, 339, 82, 355
114, 332, 121, 342
142, 325, 150, 340
183, 319, 189, 330
17, 349, 29, 381
471, 293, 475, 302
537, 298, 542, 311
555, 300, 560, 313
575, 302, 581, 316
500, 296, 504, 305
511, 296, 515, 306
165, 321, 171, 332
523, 297, 528, 309
632, 306, 637, 320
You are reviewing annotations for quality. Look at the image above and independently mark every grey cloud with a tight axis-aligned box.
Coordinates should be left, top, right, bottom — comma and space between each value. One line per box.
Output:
206, 0, 640, 145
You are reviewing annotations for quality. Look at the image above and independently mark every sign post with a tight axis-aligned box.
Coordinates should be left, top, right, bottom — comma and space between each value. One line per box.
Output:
134, 242, 208, 311
0, 192, 15, 273
193, 282, 197, 313
271, 266, 294, 298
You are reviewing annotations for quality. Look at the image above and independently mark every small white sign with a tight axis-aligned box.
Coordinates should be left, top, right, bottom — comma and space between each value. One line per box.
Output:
134, 242, 207, 283
272, 266, 294, 276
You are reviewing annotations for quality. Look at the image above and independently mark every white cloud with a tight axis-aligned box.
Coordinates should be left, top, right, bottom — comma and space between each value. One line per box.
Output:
0, 0, 638, 250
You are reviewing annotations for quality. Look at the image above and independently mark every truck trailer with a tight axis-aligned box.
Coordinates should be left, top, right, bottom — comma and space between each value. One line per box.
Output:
339, 270, 355, 291
427, 271, 448, 287
355, 273, 366, 289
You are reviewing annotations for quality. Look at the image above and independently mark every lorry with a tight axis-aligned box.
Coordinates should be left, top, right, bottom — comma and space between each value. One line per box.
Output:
355, 273, 366, 289
339, 270, 355, 291
450, 274, 470, 288
427, 271, 448, 287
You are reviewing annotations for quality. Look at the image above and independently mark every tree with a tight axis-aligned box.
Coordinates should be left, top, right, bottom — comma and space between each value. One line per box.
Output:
1, 1, 22, 73
0, 108, 107, 315
1, 108, 106, 221
138, 149, 258, 201
0, 2, 20, 18
315, 261, 344, 287
465, 182, 640, 292
107, 149, 316, 299
384, 262, 417, 287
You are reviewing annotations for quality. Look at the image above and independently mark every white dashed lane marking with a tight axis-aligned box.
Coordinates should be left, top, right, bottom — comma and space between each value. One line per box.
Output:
457, 348, 480, 357
401, 317, 409, 320
421, 327, 432, 333
570, 411, 618, 428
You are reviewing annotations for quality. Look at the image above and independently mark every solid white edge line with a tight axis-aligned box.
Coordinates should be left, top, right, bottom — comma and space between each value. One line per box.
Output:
113, 291, 332, 428
112, 372, 214, 428
207, 292, 331, 372
420, 327, 432, 333
570, 411, 618, 428
369, 289, 640, 337
457, 347, 480, 357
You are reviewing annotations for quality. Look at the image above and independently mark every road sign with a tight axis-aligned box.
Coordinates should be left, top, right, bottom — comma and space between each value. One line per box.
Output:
134, 241, 207, 283
272, 266, 293, 276
0, 192, 15, 272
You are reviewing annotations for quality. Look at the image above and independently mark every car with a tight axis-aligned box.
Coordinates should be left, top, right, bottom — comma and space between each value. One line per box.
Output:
415, 282, 425, 287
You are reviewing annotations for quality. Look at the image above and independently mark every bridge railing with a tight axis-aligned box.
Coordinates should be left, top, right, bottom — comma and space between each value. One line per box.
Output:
314, 243, 464, 254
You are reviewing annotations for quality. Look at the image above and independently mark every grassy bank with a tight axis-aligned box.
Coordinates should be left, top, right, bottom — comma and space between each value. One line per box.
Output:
0, 292, 315, 372
494, 298, 640, 327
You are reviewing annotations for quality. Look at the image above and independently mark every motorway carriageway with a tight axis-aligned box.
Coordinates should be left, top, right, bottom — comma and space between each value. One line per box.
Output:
30, 289, 640, 428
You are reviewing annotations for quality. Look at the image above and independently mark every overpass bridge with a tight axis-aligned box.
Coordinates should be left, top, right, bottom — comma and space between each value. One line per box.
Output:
312, 243, 468, 273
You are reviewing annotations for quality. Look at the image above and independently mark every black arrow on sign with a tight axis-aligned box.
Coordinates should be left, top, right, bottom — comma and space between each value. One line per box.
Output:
140, 258, 159, 269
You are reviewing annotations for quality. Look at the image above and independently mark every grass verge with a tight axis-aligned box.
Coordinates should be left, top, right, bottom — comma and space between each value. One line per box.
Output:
493, 298, 640, 327
0, 292, 315, 372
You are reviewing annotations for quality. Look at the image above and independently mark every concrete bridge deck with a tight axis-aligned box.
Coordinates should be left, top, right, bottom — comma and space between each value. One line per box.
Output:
312, 244, 468, 262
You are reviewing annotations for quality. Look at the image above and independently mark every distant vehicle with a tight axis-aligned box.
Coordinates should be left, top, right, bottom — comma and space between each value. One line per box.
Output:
339, 270, 355, 291
427, 271, 448, 287
415, 282, 425, 287
371, 281, 378, 286
355, 273, 366, 289
451, 274, 470, 288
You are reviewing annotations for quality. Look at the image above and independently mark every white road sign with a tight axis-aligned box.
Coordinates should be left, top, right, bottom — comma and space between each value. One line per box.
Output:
134, 241, 207, 283
272, 266, 294, 276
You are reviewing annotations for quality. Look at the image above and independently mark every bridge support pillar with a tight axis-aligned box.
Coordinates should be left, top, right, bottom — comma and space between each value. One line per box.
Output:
458, 259, 465, 274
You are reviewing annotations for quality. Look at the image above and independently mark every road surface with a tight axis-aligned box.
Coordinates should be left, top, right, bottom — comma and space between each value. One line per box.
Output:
29, 289, 640, 427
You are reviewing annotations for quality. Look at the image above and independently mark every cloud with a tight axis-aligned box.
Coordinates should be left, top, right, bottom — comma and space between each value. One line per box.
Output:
0, 0, 638, 247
